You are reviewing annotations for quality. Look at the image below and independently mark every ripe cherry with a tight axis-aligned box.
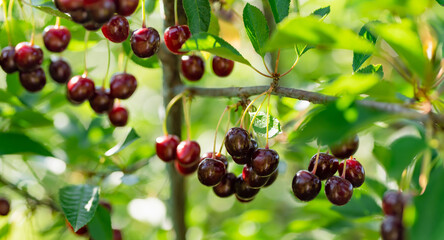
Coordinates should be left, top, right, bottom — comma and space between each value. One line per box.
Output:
99, 200, 112, 212
382, 191, 405, 218
49, 58, 71, 83
83, 21, 104, 31
234, 175, 260, 202
264, 170, 278, 187
197, 158, 226, 186
115, 0, 138, 16
338, 158, 365, 188
67, 75, 95, 103
329, 135, 359, 159
108, 105, 129, 127
232, 139, 258, 165
242, 165, 268, 189
43, 25, 71, 52
225, 127, 251, 158
89, 88, 114, 114
325, 176, 353, 206
55, 0, 83, 12
19, 68, 46, 92
156, 135, 180, 162
292, 170, 321, 201
70, 8, 91, 24
176, 140, 201, 167
14, 42, 43, 71
130, 27, 161, 58
110, 72, 137, 99
0, 46, 18, 73
66, 219, 88, 236
85, 0, 116, 24
213, 173, 236, 198
381, 216, 404, 240
201, 152, 228, 169
307, 153, 339, 180
0, 198, 10, 216
251, 148, 279, 177
113, 229, 123, 240
102, 15, 129, 43
164, 25, 191, 55
174, 160, 198, 175
212, 56, 234, 77
181, 55, 205, 81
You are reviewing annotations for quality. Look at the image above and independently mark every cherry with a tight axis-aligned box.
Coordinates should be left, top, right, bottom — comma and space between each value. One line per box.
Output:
67, 75, 95, 103
291, 170, 321, 201
251, 148, 279, 177
14, 42, 43, 71
174, 160, 198, 175
19, 68, 46, 92
176, 140, 201, 167
43, 25, 71, 53
110, 72, 137, 99
197, 158, 226, 186
381, 216, 404, 240
212, 56, 234, 77
164, 25, 191, 55
89, 88, 114, 114
181, 55, 205, 81
264, 169, 278, 187
338, 159, 365, 188
329, 135, 359, 159
236, 196, 254, 203
85, 0, 116, 24
66, 219, 88, 236
225, 127, 251, 158
130, 27, 161, 58
55, 0, 83, 12
70, 9, 91, 24
0, 198, 10, 216
213, 173, 236, 198
156, 135, 180, 162
0, 46, 18, 73
234, 175, 260, 201
325, 176, 353, 206
83, 21, 104, 31
49, 58, 71, 84
242, 165, 269, 189
102, 15, 129, 43
382, 191, 405, 218
99, 200, 112, 212
201, 152, 228, 169
307, 153, 339, 180
113, 229, 123, 240
108, 105, 129, 127
232, 139, 258, 165
115, 0, 139, 16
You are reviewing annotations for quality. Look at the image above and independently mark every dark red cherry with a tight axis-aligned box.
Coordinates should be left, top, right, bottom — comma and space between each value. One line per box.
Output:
212, 56, 234, 77
242, 165, 269, 189
338, 159, 365, 188
99, 200, 112, 212
113, 229, 123, 240
197, 158, 226, 186
19, 68, 46, 92
85, 0, 116, 24
213, 173, 236, 198
174, 160, 198, 175
292, 170, 321, 201
130, 27, 161, 58
156, 135, 180, 162
181, 55, 205, 81
163, 25, 191, 55
325, 176, 353, 206
49, 58, 71, 83
201, 152, 228, 169
381, 216, 404, 240
251, 148, 279, 177
108, 105, 128, 127
70, 9, 91, 24
225, 127, 251, 158
0, 198, 10, 216
236, 195, 254, 203
234, 175, 260, 201
329, 135, 359, 159
67, 75, 95, 103
115, 0, 138, 16
83, 21, 104, 31
176, 140, 201, 167
14, 42, 43, 71
263, 170, 278, 187
382, 191, 405, 218
89, 88, 114, 114
110, 72, 137, 99
0, 46, 18, 73
55, 0, 83, 12
43, 25, 71, 53
102, 15, 129, 43
307, 153, 339, 180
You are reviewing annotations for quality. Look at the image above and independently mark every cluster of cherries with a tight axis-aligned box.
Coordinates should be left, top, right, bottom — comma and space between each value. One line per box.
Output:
181, 55, 235, 81
292, 136, 365, 205
381, 191, 406, 240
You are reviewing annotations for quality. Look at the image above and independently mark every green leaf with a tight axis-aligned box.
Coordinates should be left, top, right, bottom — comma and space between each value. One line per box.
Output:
353, 22, 379, 72
59, 184, 100, 232
265, 16, 374, 53
122, 39, 160, 68
243, 3, 270, 57
145, 0, 157, 14
388, 136, 426, 181
322, 74, 380, 96
0, 89, 23, 106
183, 0, 211, 34
105, 128, 140, 156
208, 13, 220, 36
357, 64, 384, 78
87, 206, 113, 240
248, 112, 282, 138
295, 7, 331, 56
312, 6, 330, 18
0, 132, 53, 156
268, 0, 291, 23
438, 0, 444, 6
0, 223, 10, 238
30, 0, 71, 20
182, 32, 250, 65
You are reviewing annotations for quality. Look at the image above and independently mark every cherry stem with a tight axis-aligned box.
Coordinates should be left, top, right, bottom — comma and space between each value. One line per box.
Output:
218, 109, 231, 154
7, 0, 13, 23
55, 17, 60, 27
280, 55, 300, 78
83, 31, 90, 76
174, 0, 179, 25
2, 0, 11, 45
265, 92, 272, 149
239, 91, 268, 129
341, 156, 351, 178
213, 107, 229, 159
311, 146, 321, 175
274, 50, 281, 74
262, 57, 272, 75
28, 0, 35, 46
248, 93, 268, 133
102, 40, 111, 88
250, 65, 273, 78
162, 92, 185, 136
182, 96, 192, 140
141, 0, 146, 28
